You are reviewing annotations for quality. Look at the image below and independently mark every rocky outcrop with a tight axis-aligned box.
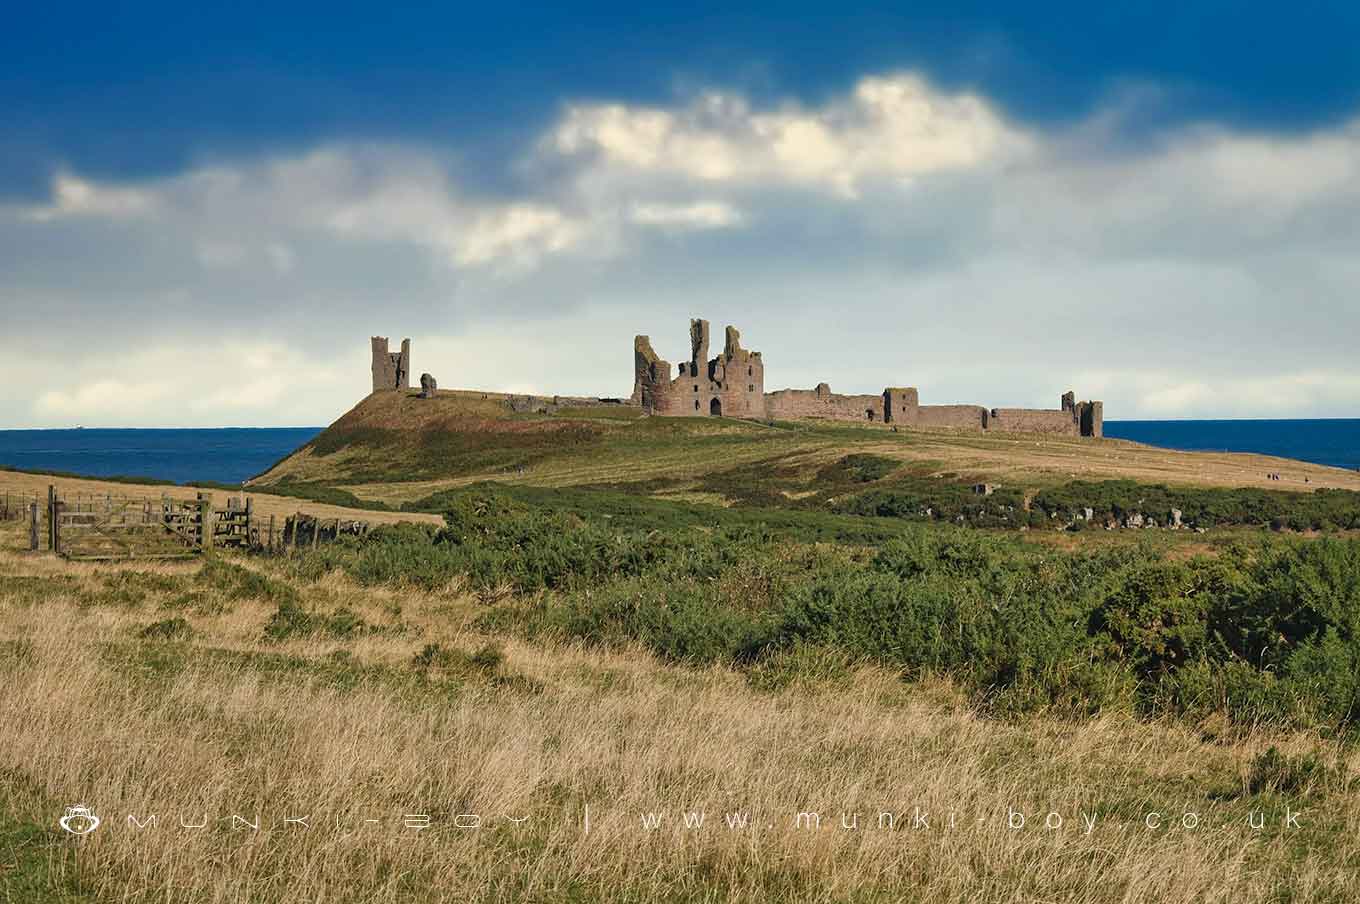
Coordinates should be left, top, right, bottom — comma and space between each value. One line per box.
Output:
419, 373, 438, 399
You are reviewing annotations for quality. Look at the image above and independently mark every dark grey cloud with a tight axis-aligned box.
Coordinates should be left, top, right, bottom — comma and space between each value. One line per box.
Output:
2, 73, 1358, 427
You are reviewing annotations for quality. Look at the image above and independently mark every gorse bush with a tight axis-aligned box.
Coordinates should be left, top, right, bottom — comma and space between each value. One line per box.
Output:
285, 487, 1360, 735
138, 617, 194, 642
831, 477, 1360, 532
1030, 480, 1360, 530
1245, 746, 1346, 798
836, 483, 1027, 528
263, 598, 369, 641
823, 453, 901, 483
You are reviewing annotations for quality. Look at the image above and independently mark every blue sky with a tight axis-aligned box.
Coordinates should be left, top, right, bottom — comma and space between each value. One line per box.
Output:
3, 3, 1359, 426
6, 1, 1358, 196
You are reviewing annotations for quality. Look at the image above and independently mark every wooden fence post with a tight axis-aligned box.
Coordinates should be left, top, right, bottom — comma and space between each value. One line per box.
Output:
198, 494, 214, 554
267, 514, 275, 551
29, 503, 39, 551
290, 515, 300, 554
244, 497, 254, 548
47, 486, 57, 554
311, 515, 320, 550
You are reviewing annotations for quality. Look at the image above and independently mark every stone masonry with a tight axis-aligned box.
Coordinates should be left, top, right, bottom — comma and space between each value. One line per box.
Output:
371, 337, 411, 392
631, 319, 1104, 437
364, 321, 1105, 438
632, 319, 766, 418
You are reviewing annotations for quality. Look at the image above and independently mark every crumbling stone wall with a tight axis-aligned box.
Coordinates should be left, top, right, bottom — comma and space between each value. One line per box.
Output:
988, 408, 1078, 435
917, 405, 990, 430
371, 337, 411, 392
765, 383, 887, 421
628, 319, 1103, 436
978, 392, 1106, 437
509, 394, 631, 414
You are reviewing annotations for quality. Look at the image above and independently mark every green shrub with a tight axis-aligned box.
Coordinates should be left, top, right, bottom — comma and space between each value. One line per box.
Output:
263, 599, 369, 641
413, 641, 504, 675
239, 481, 1360, 736
1246, 746, 1343, 797
551, 577, 774, 664
1088, 560, 1217, 677
198, 559, 299, 606
138, 617, 194, 641
826, 453, 900, 483
747, 643, 858, 692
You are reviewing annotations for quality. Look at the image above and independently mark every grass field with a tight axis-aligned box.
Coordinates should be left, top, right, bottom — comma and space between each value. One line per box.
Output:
3, 515, 1359, 903
6, 398, 1360, 902
249, 391, 1360, 509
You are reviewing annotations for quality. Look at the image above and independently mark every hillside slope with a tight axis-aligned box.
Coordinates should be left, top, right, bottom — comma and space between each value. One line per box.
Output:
249, 389, 1360, 509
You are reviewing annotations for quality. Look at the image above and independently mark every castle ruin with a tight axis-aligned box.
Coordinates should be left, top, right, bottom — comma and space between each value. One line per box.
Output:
631, 318, 1103, 437
371, 336, 410, 392
369, 319, 1103, 437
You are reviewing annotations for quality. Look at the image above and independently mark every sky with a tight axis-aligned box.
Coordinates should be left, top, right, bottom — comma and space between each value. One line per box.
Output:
3, 2, 1359, 427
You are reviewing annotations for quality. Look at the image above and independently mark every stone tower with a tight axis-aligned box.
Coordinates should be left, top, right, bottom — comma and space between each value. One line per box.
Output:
371, 337, 411, 392
689, 318, 710, 379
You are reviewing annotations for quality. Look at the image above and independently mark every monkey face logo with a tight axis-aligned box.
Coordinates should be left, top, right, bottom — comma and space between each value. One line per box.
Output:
59, 805, 100, 836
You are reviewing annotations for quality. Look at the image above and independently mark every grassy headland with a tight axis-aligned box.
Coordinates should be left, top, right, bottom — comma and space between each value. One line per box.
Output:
5, 396, 1360, 901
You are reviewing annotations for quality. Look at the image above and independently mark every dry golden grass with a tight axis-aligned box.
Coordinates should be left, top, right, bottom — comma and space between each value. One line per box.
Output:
1, 524, 1356, 902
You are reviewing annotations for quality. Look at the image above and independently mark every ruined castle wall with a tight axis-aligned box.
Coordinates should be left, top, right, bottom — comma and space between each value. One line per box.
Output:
988, 408, 1079, 435
623, 321, 1105, 434
764, 387, 886, 421
508, 395, 638, 414
916, 405, 989, 430
670, 365, 765, 417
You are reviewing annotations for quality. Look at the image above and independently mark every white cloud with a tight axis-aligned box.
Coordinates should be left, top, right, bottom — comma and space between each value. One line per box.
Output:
452, 204, 585, 266
36, 379, 174, 420
1134, 371, 1360, 418
25, 172, 158, 222
551, 74, 1029, 197
628, 200, 742, 229
16, 342, 352, 428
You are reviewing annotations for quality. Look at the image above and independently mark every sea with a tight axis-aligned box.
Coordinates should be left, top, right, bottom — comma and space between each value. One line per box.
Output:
0, 427, 323, 486
1102, 420, 1360, 472
0, 420, 1356, 485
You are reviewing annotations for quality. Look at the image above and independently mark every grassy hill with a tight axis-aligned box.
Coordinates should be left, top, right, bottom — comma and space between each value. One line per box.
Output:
250, 389, 1360, 528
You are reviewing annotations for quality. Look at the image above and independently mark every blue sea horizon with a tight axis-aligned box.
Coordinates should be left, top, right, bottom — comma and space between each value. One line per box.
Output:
0, 427, 324, 486
0, 419, 1356, 485
1102, 418, 1360, 472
